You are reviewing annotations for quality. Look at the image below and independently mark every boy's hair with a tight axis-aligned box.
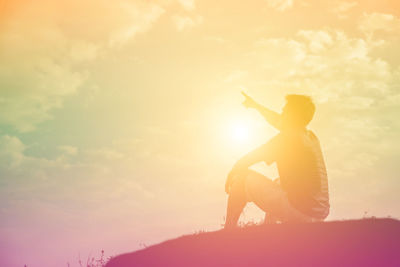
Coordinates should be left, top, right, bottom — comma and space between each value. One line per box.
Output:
285, 94, 315, 127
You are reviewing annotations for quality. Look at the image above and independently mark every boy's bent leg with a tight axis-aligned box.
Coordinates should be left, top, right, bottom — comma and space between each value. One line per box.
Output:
225, 170, 277, 228
244, 170, 287, 221
225, 174, 247, 229
245, 171, 317, 223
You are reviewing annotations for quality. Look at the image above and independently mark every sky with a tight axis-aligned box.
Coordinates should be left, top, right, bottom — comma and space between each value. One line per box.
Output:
1, 0, 400, 266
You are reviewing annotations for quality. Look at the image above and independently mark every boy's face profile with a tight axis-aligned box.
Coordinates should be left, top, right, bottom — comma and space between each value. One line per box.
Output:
281, 103, 298, 130
282, 102, 306, 130
281, 96, 315, 130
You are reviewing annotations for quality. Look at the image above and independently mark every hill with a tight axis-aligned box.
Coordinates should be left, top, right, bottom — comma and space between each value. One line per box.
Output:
106, 218, 400, 267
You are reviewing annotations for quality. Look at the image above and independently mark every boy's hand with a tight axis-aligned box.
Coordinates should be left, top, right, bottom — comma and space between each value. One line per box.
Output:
225, 165, 246, 194
225, 168, 240, 194
241, 91, 258, 109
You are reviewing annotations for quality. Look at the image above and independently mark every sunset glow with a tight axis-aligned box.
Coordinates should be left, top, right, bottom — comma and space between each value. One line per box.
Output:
1, 0, 400, 267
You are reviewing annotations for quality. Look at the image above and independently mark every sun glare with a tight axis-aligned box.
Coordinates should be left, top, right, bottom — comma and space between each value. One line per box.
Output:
231, 121, 250, 143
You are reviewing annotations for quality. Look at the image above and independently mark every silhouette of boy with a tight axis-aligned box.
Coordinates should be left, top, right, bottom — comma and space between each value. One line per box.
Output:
224, 92, 329, 228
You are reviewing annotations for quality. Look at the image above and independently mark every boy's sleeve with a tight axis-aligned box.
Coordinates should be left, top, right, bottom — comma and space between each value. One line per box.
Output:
259, 133, 282, 165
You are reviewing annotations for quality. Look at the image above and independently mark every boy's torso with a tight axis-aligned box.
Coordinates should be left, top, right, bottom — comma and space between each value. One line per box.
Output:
275, 130, 330, 219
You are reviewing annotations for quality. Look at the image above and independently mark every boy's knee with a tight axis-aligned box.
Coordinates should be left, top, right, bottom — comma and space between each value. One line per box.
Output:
245, 171, 271, 189
244, 171, 276, 202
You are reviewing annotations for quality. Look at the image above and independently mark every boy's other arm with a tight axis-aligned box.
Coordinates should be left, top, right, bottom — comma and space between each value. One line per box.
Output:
232, 145, 266, 171
242, 92, 282, 130
225, 144, 268, 193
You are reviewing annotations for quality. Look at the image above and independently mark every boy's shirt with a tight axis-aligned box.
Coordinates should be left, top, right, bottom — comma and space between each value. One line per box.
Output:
258, 129, 330, 219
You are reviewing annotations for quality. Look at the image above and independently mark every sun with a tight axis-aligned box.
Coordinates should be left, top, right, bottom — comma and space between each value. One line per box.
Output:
219, 113, 262, 150
230, 121, 250, 143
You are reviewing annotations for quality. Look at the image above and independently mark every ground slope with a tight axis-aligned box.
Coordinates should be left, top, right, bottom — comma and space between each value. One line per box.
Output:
106, 218, 400, 267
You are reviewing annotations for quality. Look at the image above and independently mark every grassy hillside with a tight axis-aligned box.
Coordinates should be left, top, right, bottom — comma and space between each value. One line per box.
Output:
106, 218, 400, 267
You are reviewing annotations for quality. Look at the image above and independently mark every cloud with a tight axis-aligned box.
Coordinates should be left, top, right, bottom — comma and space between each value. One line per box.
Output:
108, 1, 165, 46
0, 0, 168, 132
0, 9, 94, 132
331, 1, 358, 20
359, 12, 400, 37
172, 15, 203, 31
297, 30, 333, 53
265, 0, 294, 11
223, 70, 249, 83
0, 135, 25, 168
250, 37, 306, 79
204, 36, 229, 44
178, 0, 196, 11
286, 30, 391, 98
0, 134, 157, 209
58, 145, 78, 156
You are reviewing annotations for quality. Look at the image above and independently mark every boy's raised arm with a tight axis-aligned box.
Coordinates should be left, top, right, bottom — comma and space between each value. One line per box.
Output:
225, 143, 268, 193
241, 91, 282, 131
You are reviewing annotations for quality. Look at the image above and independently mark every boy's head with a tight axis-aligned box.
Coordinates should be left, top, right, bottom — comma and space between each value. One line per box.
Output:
281, 94, 315, 130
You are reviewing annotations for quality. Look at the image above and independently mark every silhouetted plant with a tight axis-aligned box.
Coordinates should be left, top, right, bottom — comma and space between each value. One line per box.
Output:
139, 242, 148, 249
238, 219, 261, 228
77, 250, 111, 267
194, 229, 207, 234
